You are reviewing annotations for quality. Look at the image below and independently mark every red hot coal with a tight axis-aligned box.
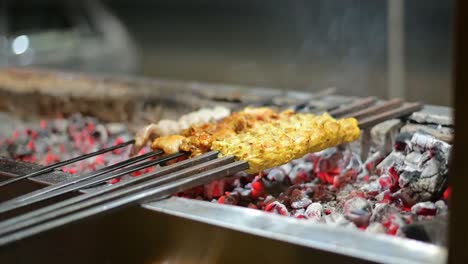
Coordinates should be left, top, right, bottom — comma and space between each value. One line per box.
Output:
0, 114, 451, 242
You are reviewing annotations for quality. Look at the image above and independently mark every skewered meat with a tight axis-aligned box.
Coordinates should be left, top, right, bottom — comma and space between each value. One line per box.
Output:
132, 106, 230, 155
211, 113, 360, 173
151, 135, 186, 154
179, 107, 281, 155
146, 107, 361, 174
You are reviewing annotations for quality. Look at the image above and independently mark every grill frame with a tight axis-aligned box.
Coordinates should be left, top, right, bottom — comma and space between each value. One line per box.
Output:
0, 156, 447, 264
0, 99, 451, 264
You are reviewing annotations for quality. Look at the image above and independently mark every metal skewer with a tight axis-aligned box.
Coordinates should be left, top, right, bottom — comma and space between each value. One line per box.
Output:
0, 139, 135, 187
0, 152, 184, 214
0, 151, 219, 232
0, 156, 247, 245
1, 150, 163, 203
329, 97, 377, 117
358, 102, 423, 129
341, 98, 404, 119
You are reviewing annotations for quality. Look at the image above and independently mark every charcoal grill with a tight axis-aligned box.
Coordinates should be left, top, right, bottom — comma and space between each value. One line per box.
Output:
0, 67, 450, 264
0, 2, 466, 261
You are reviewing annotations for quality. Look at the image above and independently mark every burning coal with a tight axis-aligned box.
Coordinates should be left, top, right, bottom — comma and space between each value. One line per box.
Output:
0, 113, 451, 241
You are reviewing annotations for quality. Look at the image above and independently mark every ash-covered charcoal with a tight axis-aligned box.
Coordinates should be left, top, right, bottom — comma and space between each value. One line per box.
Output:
313, 146, 362, 187
435, 200, 448, 215
264, 201, 290, 216
289, 189, 312, 209
0, 114, 150, 180
372, 132, 451, 206
204, 179, 226, 199
409, 111, 453, 127
305, 202, 323, 222
265, 168, 286, 182
175, 126, 451, 242
400, 124, 453, 143
365, 222, 386, 234
288, 162, 314, 184
324, 212, 357, 229
395, 134, 451, 206
362, 151, 386, 175
411, 201, 437, 216
217, 192, 239, 205
342, 197, 372, 227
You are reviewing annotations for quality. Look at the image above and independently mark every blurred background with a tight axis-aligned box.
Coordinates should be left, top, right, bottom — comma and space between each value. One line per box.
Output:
0, 0, 454, 106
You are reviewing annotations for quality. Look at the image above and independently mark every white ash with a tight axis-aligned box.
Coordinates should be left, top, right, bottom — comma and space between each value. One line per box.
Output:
409, 111, 453, 126
396, 154, 448, 206
278, 163, 293, 175
411, 201, 437, 215
265, 168, 287, 182
375, 132, 451, 206
290, 189, 312, 209
376, 151, 406, 174
267, 201, 290, 216
293, 209, 306, 219
370, 203, 393, 223
400, 124, 453, 143
305, 203, 323, 222
360, 180, 381, 195
324, 212, 357, 229
435, 200, 448, 215
333, 152, 362, 187
366, 222, 386, 234
363, 151, 386, 174
342, 197, 372, 227
106, 122, 127, 135
411, 133, 451, 159
288, 162, 314, 183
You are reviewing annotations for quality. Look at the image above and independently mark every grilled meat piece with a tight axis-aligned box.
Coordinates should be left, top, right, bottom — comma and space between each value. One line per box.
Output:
132, 106, 230, 155
179, 107, 280, 155
211, 113, 360, 173
147, 107, 361, 174
151, 135, 186, 154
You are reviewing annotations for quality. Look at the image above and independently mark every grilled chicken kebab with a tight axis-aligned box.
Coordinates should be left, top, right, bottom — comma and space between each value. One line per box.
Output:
134, 107, 361, 173
132, 106, 231, 155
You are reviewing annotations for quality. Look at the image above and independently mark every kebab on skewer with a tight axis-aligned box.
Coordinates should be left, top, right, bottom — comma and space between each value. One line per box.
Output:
133, 107, 361, 173
132, 105, 231, 155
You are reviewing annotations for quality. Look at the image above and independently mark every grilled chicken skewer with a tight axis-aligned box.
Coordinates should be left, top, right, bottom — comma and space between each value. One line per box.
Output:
132, 106, 231, 155
135, 107, 360, 174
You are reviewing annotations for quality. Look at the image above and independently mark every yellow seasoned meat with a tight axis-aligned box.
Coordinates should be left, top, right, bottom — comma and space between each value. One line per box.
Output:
178, 107, 280, 155
211, 113, 360, 173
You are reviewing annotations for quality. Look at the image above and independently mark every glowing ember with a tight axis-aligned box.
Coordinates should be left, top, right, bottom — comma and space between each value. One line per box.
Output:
0, 114, 151, 183
0, 113, 451, 240
180, 131, 450, 237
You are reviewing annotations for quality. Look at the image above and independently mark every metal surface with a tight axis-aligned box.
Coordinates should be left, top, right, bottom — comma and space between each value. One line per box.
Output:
342, 98, 403, 119
144, 197, 447, 264
358, 102, 423, 129
329, 97, 377, 117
